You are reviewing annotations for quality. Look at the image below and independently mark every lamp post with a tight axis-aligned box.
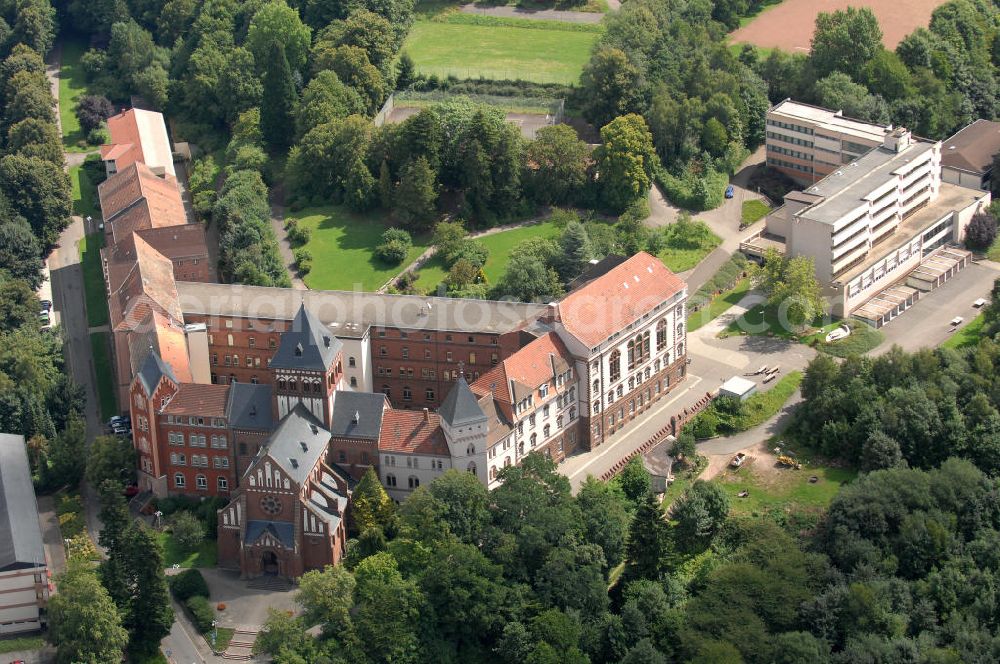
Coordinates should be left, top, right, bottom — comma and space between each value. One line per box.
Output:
211, 620, 217, 650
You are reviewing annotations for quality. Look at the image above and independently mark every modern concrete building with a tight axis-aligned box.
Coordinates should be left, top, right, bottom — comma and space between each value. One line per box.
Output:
744, 126, 991, 324
765, 99, 891, 185
940, 119, 1000, 191
0, 434, 49, 635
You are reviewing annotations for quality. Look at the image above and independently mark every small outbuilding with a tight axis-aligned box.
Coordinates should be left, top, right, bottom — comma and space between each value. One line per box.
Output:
643, 436, 675, 494
719, 376, 757, 402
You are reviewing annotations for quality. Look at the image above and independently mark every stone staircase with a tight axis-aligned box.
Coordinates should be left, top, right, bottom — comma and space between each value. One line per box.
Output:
221, 627, 259, 661
246, 575, 293, 591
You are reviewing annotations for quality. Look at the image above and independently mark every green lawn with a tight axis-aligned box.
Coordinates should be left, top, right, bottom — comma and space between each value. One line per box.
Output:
721, 302, 822, 339
687, 278, 750, 332
90, 333, 118, 420
59, 37, 92, 151
78, 232, 109, 327
658, 221, 722, 273
716, 462, 856, 517
987, 235, 1000, 261
285, 206, 430, 291
413, 220, 562, 293
741, 199, 770, 227
403, 19, 601, 84
0, 635, 45, 654
942, 313, 985, 350
157, 531, 218, 568
209, 627, 235, 653
802, 320, 884, 357
69, 162, 100, 219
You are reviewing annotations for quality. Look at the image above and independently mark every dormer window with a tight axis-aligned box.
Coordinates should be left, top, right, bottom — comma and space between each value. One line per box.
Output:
294, 342, 304, 357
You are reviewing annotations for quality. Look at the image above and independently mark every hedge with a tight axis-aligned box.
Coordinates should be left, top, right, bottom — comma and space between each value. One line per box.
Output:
169, 569, 210, 603
186, 595, 214, 633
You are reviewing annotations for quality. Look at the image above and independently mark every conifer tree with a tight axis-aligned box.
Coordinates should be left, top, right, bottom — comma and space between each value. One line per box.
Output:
556, 219, 594, 281
260, 41, 296, 151
626, 492, 669, 581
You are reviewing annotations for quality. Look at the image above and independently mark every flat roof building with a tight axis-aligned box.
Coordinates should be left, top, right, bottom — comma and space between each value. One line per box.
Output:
766, 99, 891, 185
940, 119, 1000, 191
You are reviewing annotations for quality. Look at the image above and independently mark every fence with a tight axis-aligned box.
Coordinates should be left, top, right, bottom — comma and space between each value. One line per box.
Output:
373, 93, 396, 128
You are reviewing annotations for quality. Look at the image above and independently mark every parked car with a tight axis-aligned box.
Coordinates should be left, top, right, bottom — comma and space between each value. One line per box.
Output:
38, 310, 50, 327
973, 298, 987, 308
730, 452, 748, 468
950, 316, 964, 327
725, 185, 735, 199
40, 299, 52, 311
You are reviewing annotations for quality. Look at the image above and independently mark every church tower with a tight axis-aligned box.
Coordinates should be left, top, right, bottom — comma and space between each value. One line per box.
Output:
270, 303, 343, 427
438, 374, 489, 485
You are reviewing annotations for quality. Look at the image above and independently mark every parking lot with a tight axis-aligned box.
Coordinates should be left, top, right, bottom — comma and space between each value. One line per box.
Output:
875, 260, 1000, 354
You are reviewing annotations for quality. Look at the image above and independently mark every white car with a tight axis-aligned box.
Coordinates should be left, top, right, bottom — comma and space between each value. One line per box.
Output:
950, 316, 964, 327
973, 298, 987, 308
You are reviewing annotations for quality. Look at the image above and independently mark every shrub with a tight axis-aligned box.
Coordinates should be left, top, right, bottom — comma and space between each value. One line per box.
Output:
86, 125, 110, 146
689, 410, 719, 439
186, 595, 215, 633
75, 94, 114, 133
169, 569, 210, 602
966, 212, 997, 250
287, 223, 311, 247
170, 511, 205, 553
293, 247, 313, 274
375, 228, 413, 265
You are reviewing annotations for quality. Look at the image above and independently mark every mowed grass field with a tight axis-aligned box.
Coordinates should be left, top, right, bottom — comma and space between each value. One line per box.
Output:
413, 220, 562, 293
288, 206, 430, 292
59, 37, 90, 151
403, 19, 601, 85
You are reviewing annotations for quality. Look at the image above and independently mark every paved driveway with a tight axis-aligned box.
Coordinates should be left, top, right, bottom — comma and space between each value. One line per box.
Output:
199, 568, 299, 630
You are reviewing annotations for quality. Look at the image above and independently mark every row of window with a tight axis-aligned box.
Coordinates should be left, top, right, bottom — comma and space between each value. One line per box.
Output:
377, 330, 498, 345
167, 432, 228, 448
767, 144, 813, 161
212, 354, 264, 368
385, 474, 420, 489
767, 157, 813, 174
169, 453, 229, 468
164, 415, 226, 428
766, 130, 813, 148
378, 347, 497, 365
609, 320, 680, 382
597, 360, 673, 412
209, 332, 277, 349
766, 118, 814, 135
384, 455, 446, 470
174, 474, 228, 491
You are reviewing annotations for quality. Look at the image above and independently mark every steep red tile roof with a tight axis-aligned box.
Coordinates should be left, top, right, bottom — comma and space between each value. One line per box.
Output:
101, 108, 175, 177
378, 410, 449, 456
126, 310, 192, 384
161, 383, 230, 417
109, 235, 184, 331
557, 252, 686, 348
98, 162, 185, 237
471, 332, 573, 414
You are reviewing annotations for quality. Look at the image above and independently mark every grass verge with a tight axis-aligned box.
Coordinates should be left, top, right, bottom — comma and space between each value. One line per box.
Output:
732, 371, 802, 431
942, 313, 985, 350
58, 37, 91, 151
720, 302, 823, 340
413, 219, 562, 293
78, 232, 109, 327
89, 333, 117, 420
687, 278, 750, 332
157, 531, 218, 568
740, 199, 770, 227
69, 161, 100, 219
208, 627, 235, 653
287, 206, 430, 292
802, 320, 884, 357
403, 19, 600, 84
658, 221, 721, 273
716, 462, 856, 517
0, 635, 45, 654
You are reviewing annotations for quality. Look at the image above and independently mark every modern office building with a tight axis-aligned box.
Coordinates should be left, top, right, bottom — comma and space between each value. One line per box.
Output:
0, 434, 49, 635
744, 125, 991, 324
765, 99, 891, 185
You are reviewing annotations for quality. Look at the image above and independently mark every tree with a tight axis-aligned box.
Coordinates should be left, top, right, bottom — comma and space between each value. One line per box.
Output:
626, 492, 668, 580
294, 70, 364, 141
524, 124, 591, 206
122, 524, 174, 656
535, 539, 609, 619
426, 468, 490, 543
352, 553, 422, 663
375, 228, 412, 264
811, 7, 884, 79
6, 117, 63, 164
3, 70, 54, 129
669, 429, 697, 465
860, 431, 904, 472
321, 9, 397, 74
672, 480, 730, 552
0, 279, 40, 333
576, 477, 631, 568
49, 562, 129, 664
394, 156, 438, 230
579, 46, 644, 128
396, 51, 417, 89
247, 0, 312, 73
616, 455, 651, 506
0, 153, 72, 247
433, 221, 468, 265
814, 72, 889, 124
218, 48, 264, 124
554, 220, 593, 282
48, 413, 86, 489
965, 212, 997, 250
493, 252, 563, 303
85, 434, 136, 493
701, 117, 729, 157
862, 50, 913, 101
75, 95, 115, 133
352, 467, 395, 534
594, 114, 657, 213
170, 511, 205, 553
328, 45, 386, 114
260, 41, 297, 151
297, 564, 357, 639
12, 0, 56, 54
752, 250, 824, 329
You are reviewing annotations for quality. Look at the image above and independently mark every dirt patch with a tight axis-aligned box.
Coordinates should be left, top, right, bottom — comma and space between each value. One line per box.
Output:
730, 0, 951, 51
700, 440, 782, 482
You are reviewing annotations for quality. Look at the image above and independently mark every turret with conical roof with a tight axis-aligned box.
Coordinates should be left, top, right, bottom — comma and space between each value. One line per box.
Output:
439, 374, 489, 484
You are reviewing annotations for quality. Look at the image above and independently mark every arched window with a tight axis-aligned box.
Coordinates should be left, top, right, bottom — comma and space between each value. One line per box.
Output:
349, 357, 356, 367
609, 350, 621, 382
543, 424, 550, 438
570, 407, 576, 420
503, 457, 511, 468
408, 476, 419, 489
656, 319, 667, 349
592, 379, 599, 394
173, 473, 186, 488
467, 461, 477, 475
196, 474, 207, 490
557, 415, 563, 429
519, 441, 525, 456
467, 443, 476, 455
627, 339, 636, 370
677, 343, 684, 357
530, 433, 537, 447
382, 385, 391, 396
490, 467, 497, 480
218, 477, 229, 491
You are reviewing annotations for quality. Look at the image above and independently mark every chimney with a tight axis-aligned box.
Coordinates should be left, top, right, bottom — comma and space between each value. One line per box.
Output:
323, 335, 331, 348
423, 407, 430, 422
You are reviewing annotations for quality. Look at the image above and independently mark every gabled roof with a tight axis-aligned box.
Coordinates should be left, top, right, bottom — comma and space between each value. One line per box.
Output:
270, 304, 342, 371
941, 119, 1000, 174
109, 234, 184, 331
161, 383, 230, 417
438, 375, 486, 426
244, 520, 294, 549
378, 409, 449, 456
558, 252, 686, 348
473, 332, 572, 407
263, 404, 331, 486
101, 108, 176, 177
329, 391, 387, 440
0, 434, 46, 571
137, 350, 177, 396
99, 162, 185, 233
227, 383, 274, 431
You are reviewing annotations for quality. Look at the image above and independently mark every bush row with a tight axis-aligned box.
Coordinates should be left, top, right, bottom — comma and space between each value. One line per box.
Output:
687, 254, 749, 311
